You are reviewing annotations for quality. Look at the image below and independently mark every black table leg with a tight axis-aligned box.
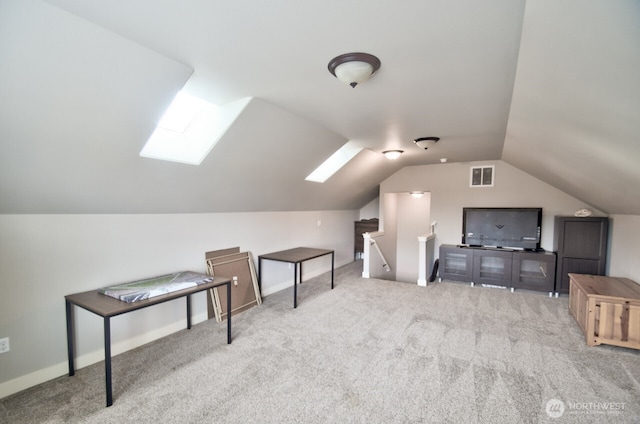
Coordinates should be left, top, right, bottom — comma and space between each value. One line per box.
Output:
331, 252, 335, 289
226, 281, 232, 344
293, 263, 298, 308
66, 300, 75, 376
104, 317, 112, 407
186, 294, 192, 329
258, 258, 262, 293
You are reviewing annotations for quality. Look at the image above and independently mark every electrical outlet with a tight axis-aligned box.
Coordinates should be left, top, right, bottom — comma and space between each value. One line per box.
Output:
0, 337, 9, 354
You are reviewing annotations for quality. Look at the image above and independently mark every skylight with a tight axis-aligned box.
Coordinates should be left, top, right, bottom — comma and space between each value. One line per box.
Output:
157, 91, 211, 133
305, 144, 363, 183
140, 93, 250, 165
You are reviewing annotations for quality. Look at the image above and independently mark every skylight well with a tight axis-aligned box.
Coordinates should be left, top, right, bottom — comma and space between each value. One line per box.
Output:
157, 91, 212, 133
140, 92, 249, 165
305, 144, 362, 183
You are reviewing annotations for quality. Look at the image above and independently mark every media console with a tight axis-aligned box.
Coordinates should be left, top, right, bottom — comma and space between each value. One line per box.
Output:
438, 244, 557, 296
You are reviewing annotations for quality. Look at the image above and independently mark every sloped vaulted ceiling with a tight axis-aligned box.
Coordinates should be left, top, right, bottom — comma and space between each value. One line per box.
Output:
1, 0, 639, 214
502, 0, 640, 215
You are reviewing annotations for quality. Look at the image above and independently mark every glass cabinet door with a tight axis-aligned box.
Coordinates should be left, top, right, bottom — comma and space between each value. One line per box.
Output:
518, 259, 550, 284
472, 250, 513, 286
439, 245, 473, 282
479, 256, 507, 280
511, 252, 556, 292
444, 251, 468, 276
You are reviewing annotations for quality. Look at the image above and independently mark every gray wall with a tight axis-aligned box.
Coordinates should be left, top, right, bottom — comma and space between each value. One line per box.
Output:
395, 193, 431, 284
3, 160, 640, 398
378, 193, 432, 284
377, 160, 640, 285
380, 160, 606, 254
608, 214, 640, 279
0, 210, 356, 397
358, 198, 379, 220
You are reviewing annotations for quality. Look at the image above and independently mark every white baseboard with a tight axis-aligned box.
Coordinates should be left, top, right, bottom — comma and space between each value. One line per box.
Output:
2, 262, 342, 399
0, 311, 208, 400
261, 267, 332, 297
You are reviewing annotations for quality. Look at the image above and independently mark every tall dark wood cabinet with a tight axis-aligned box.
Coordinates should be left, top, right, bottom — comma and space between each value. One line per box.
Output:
554, 216, 608, 294
354, 218, 379, 259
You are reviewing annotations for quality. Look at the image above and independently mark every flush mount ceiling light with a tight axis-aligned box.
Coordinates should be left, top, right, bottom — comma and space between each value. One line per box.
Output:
414, 136, 440, 150
382, 150, 403, 160
410, 191, 424, 199
328, 52, 381, 88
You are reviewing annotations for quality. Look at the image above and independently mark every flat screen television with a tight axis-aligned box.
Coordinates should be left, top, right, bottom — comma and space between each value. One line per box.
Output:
462, 207, 542, 250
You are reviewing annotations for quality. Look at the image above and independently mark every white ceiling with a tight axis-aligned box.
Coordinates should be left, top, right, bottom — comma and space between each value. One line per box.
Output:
1, 0, 638, 214
503, 0, 640, 215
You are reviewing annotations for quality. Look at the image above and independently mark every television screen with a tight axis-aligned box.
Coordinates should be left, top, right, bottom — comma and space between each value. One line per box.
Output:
462, 207, 542, 250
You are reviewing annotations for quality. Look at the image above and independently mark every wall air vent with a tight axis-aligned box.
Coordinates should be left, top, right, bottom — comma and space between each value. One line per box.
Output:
470, 165, 494, 187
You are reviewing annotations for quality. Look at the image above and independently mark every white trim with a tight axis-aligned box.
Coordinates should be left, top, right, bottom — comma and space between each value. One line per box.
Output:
362, 231, 386, 278
0, 311, 208, 399
417, 234, 436, 287
260, 267, 333, 297
362, 232, 372, 278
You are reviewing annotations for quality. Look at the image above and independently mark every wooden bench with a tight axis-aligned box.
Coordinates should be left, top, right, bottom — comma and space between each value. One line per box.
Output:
569, 273, 640, 350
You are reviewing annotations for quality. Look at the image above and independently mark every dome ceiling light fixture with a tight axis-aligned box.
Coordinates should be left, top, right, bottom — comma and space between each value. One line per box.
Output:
328, 52, 381, 88
382, 150, 403, 160
414, 136, 440, 150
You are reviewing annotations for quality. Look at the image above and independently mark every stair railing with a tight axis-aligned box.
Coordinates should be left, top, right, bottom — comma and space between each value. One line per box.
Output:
362, 231, 391, 278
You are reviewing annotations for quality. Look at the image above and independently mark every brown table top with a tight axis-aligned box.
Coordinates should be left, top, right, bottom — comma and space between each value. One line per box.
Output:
569, 273, 640, 301
258, 247, 333, 264
65, 275, 231, 318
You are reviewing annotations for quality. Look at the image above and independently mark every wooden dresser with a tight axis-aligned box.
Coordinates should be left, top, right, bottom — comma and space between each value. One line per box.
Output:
569, 273, 640, 350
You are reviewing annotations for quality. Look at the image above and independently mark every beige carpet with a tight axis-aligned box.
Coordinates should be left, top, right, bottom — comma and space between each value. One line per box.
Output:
1, 261, 639, 423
